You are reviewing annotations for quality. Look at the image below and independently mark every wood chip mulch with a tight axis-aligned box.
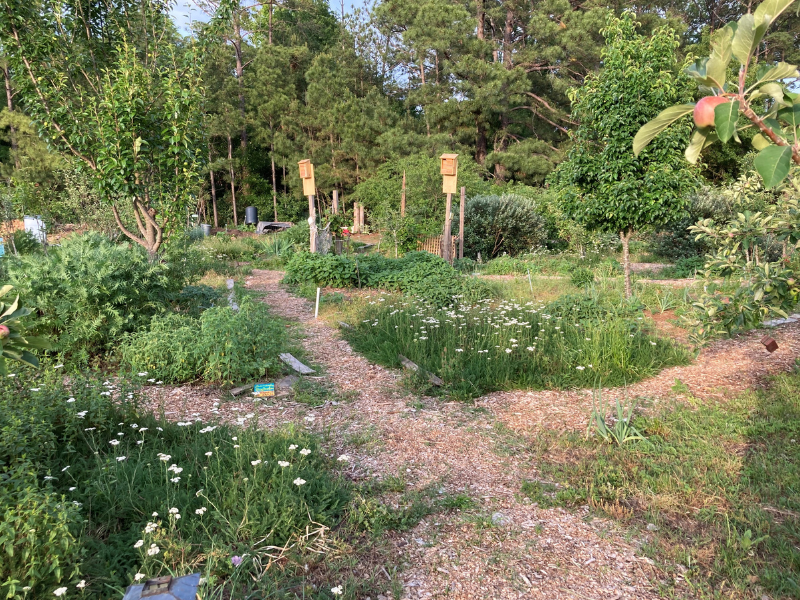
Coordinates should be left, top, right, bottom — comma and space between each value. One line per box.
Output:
143, 269, 800, 599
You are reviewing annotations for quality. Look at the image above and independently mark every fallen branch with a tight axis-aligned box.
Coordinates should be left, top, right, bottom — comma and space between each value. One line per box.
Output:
398, 354, 443, 386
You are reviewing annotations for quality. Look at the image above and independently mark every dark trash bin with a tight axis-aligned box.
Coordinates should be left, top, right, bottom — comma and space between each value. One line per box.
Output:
244, 206, 258, 225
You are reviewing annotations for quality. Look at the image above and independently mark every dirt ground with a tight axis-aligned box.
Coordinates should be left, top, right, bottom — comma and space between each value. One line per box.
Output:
144, 270, 800, 599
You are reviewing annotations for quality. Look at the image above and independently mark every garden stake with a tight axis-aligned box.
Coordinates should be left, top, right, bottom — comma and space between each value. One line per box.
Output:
315, 287, 321, 319
528, 268, 533, 295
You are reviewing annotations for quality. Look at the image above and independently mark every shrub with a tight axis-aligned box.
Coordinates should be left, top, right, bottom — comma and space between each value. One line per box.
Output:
0, 285, 50, 374
463, 194, 547, 259
0, 371, 349, 597
659, 255, 705, 279
284, 251, 489, 306
6, 233, 202, 361
121, 298, 290, 384
11, 229, 43, 255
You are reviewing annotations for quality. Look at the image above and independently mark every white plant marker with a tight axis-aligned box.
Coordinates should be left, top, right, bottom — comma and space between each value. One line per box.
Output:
315, 287, 321, 319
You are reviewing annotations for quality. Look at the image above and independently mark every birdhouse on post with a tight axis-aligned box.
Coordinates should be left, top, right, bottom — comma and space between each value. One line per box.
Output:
298, 159, 316, 197
298, 159, 317, 252
440, 153, 458, 194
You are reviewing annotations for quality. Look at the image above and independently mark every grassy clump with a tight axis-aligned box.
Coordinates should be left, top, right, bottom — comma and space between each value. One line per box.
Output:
0, 369, 350, 599
120, 297, 292, 384
527, 373, 800, 597
342, 294, 689, 399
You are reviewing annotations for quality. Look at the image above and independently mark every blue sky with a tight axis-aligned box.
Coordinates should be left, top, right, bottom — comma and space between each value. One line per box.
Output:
171, 0, 367, 33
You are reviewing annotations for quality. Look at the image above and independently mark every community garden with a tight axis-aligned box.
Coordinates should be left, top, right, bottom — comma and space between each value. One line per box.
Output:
1, 0, 800, 598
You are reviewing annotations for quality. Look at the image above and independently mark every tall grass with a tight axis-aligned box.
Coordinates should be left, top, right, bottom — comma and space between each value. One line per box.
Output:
0, 369, 350, 598
342, 294, 690, 399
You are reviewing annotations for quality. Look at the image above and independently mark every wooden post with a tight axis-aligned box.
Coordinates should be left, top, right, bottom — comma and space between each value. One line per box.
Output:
401, 170, 406, 217
333, 190, 339, 214
360, 204, 366, 231
308, 194, 317, 253
442, 193, 453, 262
352, 202, 359, 233
459, 186, 465, 260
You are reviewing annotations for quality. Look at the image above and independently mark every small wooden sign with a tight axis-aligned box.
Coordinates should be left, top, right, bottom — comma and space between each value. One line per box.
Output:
253, 383, 275, 397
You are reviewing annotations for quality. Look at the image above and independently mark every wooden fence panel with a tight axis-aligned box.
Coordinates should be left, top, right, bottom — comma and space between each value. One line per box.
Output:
417, 236, 458, 262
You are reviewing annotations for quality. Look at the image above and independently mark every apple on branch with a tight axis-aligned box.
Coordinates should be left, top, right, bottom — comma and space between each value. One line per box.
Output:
693, 96, 729, 128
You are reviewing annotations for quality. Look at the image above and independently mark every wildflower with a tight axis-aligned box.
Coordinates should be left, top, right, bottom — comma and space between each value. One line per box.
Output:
134, 573, 146, 581
62, 465, 70, 472
157, 453, 171, 462
337, 455, 350, 462
251, 459, 262, 466
147, 544, 160, 556
147, 378, 156, 383
293, 478, 306, 486
232, 436, 238, 441
650, 341, 657, 346
100, 391, 111, 396
233, 445, 240, 448
526, 346, 535, 351
116, 456, 127, 462
170, 477, 181, 483
152, 511, 159, 517
66, 398, 75, 403
168, 464, 183, 474
69, 487, 76, 491
576, 366, 586, 371
205, 451, 213, 457
169, 507, 179, 514
455, 348, 463, 352
231, 556, 243, 567
134, 540, 144, 548
144, 522, 158, 534
195, 507, 207, 515
44, 475, 56, 481
109, 439, 120, 446
299, 448, 311, 456
505, 348, 512, 354
30, 388, 40, 392
137, 441, 144, 445
139, 427, 148, 432
54, 364, 65, 369
288, 444, 298, 450
53, 587, 68, 596
331, 586, 343, 596
278, 461, 290, 467
84, 427, 95, 431
76, 580, 86, 589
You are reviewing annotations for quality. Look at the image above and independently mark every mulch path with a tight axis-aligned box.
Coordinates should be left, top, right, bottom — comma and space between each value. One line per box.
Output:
143, 269, 800, 599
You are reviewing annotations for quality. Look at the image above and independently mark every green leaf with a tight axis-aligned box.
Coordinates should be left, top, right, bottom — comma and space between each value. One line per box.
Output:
710, 23, 735, 66
633, 104, 695, 156
756, 62, 799, 85
732, 14, 757, 64
752, 82, 788, 107
753, 0, 794, 28
715, 100, 740, 142
778, 103, 800, 128
752, 133, 771, 150
685, 128, 718, 164
754, 145, 793, 188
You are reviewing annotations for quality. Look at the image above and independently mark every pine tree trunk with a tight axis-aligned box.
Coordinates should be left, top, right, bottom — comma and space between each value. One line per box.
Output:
209, 144, 219, 228
621, 230, 632, 299
476, 0, 484, 39
227, 134, 238, 226
3, 65, 20, 170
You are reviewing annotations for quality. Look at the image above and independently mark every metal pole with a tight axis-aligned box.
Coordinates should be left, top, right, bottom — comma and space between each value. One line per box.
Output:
401, 170, 406, 217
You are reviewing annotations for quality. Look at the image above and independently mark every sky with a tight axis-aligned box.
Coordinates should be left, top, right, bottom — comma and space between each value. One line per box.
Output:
171, 0, 368, 34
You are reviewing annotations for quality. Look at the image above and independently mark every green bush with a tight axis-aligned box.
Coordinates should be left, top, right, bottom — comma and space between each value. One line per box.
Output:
284, 251, 489, 306
570, 267, 595, 287
121, 298, 290, 384
463, 194, 547, 259
659, 255, 705, 279
0, 371, 349, 597
0, 464, 82, 598
6, 233, 191, 361
11, 229, 43, 255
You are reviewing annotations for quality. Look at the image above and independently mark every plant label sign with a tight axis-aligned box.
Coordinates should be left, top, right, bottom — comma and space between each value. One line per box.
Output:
253, 383, 275, 397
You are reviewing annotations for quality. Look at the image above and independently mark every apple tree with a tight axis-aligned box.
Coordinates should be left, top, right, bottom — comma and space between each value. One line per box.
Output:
550, 13, 698, 298
634, 0, 800, 340
0, 0, 205, 256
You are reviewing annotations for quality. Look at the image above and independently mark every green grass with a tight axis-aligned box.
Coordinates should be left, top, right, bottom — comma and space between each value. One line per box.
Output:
526, 372, 800, 598
341, 295, 690, 400
0, 368, 398, 600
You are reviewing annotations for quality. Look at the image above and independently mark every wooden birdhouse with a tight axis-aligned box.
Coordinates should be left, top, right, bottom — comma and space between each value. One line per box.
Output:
761, 335, 778, 353
298, 159, 316, 196
440, 153, 458, 194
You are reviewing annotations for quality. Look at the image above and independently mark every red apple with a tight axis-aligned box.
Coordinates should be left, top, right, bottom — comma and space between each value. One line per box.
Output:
693, 96, 729, 128
0, 325, 9, 339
